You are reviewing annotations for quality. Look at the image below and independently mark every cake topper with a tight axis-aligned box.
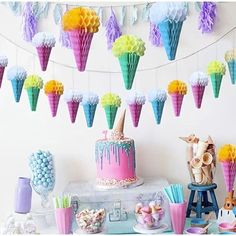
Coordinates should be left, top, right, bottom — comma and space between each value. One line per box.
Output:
111, 110, 126, 140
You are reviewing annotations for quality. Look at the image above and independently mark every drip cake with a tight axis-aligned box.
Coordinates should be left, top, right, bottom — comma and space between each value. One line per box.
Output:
95, 110, 142, 189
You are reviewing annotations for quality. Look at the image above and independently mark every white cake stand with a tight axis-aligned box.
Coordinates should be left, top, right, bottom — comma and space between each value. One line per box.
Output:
133, 223, 169, 234
95, 177, 144, 191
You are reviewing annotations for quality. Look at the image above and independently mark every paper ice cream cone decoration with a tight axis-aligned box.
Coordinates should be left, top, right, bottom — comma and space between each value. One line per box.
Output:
7, 66, 27, 102
168, 80, 187, 117
218, 144, 236, 192
207, 61, 226, 98
225, 49, 236, 84
64, 90, 83, 123
24, 75, 43, 111
32, 32, 56, 71
126, 91, 146, 127
101, 93, 121, 129
44, 80, 64, 117
189, 71, 208, 109
112, 35, 145, 90
150, 2, 187, 60
0, 54, 8, 88
62, 7, 100, 71
82, 92, 99, 128
148, 90, 167, 124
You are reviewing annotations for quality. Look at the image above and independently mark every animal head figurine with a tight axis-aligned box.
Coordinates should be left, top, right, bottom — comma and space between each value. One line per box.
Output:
224, 191, 236, 210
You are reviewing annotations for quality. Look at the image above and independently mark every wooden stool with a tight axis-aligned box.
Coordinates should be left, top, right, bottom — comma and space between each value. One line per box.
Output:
186, 183, 219, 218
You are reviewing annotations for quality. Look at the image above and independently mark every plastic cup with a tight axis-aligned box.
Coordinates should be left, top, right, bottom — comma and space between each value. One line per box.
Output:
169, 201, 187, 234
55, 207, 72, 234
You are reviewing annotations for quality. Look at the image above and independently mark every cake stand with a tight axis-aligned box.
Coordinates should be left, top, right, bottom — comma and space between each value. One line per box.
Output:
133, 223, 169, 234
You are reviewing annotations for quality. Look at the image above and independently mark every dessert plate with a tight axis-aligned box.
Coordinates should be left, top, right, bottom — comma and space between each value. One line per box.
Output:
133, 223, 169, 234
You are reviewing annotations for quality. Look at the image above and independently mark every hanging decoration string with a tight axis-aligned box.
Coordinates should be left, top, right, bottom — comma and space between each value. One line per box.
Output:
196, 51, 199, 71
15, 46, 18, 65
87, 71, 90, 92
175, 61, 178, 80
155, 68, 158, 88
72, 68, 75, 89
1, 26, 236, 73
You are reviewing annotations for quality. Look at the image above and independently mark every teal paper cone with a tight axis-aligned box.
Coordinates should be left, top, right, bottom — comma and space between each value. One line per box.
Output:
210, 73, 223, 98
104, 105, 118, 129
118, 52, 140, 90
11, 79, 25, 102
158, 21, 183, 61
83, 104, 97, 128
227, 60, 236, 84
151, 101, 165, 124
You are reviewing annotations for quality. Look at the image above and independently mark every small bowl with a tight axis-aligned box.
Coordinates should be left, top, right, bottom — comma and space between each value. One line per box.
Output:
185, 227, 205, 235
219, 223, 236, 233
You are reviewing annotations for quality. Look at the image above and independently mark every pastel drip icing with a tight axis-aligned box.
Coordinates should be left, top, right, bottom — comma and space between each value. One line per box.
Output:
95, 139, 136, 171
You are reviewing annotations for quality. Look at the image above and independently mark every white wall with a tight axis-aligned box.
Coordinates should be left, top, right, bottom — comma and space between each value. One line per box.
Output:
0, 2, 236, 221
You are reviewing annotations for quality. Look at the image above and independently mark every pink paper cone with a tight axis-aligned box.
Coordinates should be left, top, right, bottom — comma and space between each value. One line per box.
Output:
169, 201, 187, 234
48, 93, 60, 117
68, 29, 94, 72
221, 161, 236, 193
129, 104, 142, 127
36, 46, 52, 71
191, 85, 205, 109
0, 66, 5, 88
171, 93, 184, 117
67, 101, 79, 123
55, 207, 72, 234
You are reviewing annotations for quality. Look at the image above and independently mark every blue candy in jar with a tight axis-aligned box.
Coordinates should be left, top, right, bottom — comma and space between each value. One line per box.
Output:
29, 150, 55, 208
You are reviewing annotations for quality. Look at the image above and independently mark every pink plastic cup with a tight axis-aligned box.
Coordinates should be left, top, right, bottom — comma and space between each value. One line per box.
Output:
55, 207, 73, 234
169, 201, 187, 234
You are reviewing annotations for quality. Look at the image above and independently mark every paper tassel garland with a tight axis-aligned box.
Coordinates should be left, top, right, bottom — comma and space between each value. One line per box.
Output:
24, 75, 43, 111
150, 2, 188, 60
7, 66, 27, 103
168, 80, 187, 116
101, 93, 121, 129
44, 80, 64, 117
112, 35, 145, 90
126, 90, 146, 127
32, 32, 56, 71
198, 2, 217, 34
82, 92, 99, 128
207, 60, 226, 98
105, 8, 122, 50
62, 7, 100, 71
0, 54, 8, 88
148, 90, 167, 124
64, 89, 83, 123
189, 71, 208, 108
22, 2, 37, 42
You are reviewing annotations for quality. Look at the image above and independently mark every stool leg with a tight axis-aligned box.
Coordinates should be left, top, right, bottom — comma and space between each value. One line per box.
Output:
197, 191, 203, 218
187, 190, 195, 217
202, 191, 209, 214
209, 189, 219, 218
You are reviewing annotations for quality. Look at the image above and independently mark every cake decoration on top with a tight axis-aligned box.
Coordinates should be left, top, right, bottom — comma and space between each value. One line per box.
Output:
111, 110, 126, 140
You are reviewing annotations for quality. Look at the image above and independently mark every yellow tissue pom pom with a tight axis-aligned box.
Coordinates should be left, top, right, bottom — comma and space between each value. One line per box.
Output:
207, 61, 226, 75
218, 144, 236, 162
168, 80, 187, 95
112, 35, 146, 57
44, 80, 64, 95
101, 93, 121, 107
24, 75, 43, 89
62, 7, 100, 33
